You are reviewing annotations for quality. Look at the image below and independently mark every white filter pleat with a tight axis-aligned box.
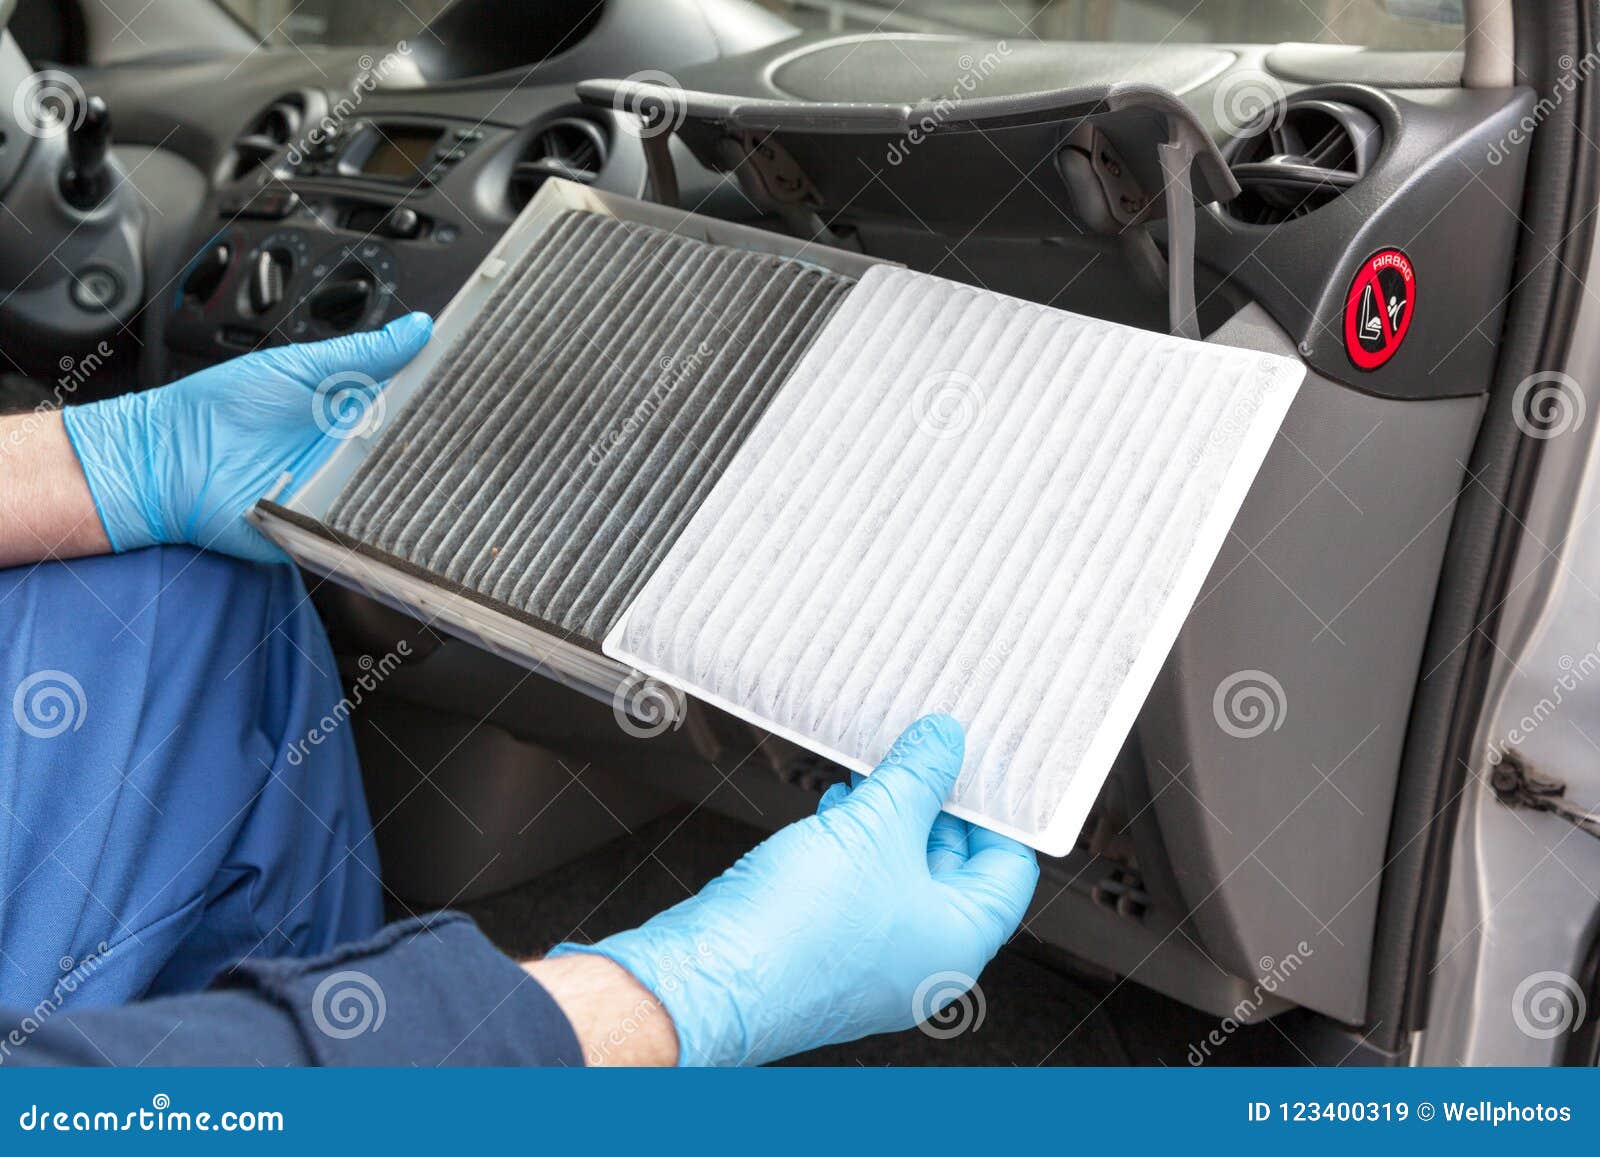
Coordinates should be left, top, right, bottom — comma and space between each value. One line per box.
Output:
605, 265, 1304, 854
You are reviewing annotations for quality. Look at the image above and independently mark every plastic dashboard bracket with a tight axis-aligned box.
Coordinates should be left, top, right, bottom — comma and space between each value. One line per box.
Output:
578, 78, 1236, 338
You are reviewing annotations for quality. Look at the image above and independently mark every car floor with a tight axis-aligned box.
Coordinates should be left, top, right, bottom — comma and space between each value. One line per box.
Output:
443, 807, 1309, 1067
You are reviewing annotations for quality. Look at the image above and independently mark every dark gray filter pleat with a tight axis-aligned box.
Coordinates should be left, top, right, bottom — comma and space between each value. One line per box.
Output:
325, 210, 855, 644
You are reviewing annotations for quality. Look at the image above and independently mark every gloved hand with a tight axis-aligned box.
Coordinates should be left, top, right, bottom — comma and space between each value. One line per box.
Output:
552, 714, 1039, 1065
62, 313, 432, 563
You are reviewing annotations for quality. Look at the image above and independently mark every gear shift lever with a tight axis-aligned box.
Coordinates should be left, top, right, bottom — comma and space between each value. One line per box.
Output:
60, 95, 112, 210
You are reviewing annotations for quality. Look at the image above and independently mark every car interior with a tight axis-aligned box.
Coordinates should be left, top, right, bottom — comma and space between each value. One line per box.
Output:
0, 0, 1594, 1064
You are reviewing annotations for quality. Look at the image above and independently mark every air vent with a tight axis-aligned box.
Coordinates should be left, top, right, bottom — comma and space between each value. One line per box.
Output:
227, 95, 306, 182
1222, 99, 1381, 225
508, 117, 608, 209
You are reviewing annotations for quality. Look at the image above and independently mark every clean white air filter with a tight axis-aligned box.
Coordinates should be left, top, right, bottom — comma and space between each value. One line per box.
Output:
605, 265, 1304, 854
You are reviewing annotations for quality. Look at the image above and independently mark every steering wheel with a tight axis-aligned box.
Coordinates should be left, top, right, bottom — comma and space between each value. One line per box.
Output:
0, 15, 147, 351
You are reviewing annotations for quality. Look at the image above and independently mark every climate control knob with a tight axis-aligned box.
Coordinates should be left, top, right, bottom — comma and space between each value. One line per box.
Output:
306, 271, 375, 332
248, 247, 293, 314
237, 229, 311, 318
291, 240, 397, 339
180, 242, 232, 307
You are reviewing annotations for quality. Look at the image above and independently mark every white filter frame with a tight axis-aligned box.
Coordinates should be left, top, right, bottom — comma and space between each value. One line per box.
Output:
605, 266, 1305, 855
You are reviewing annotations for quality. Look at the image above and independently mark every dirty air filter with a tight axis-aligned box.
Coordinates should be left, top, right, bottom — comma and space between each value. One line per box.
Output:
605, 265, 1304, 855
324, 209, 856, 645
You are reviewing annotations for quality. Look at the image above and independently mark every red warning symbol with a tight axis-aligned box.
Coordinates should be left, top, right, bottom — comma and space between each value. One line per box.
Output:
1343, 248, 1415, 371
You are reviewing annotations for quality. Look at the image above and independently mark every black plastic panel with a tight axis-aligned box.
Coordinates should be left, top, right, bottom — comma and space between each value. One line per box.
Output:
1198, 85, 1536, 400
584, 34, 1532, 401
579, 75, 1237, 238
768, 36, 1234, 102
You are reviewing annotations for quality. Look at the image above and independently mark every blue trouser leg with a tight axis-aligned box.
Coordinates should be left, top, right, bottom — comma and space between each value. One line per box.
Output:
0, 547, 382, 1008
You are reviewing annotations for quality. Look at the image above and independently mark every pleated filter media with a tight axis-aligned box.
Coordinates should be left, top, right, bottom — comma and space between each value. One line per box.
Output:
606, 265, 1305, 854
325, 210, 856, 644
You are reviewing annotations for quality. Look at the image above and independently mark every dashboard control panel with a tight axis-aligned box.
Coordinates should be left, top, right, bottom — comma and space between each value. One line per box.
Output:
289, 239, 399, 339
170, 217, 451, 357
164, 115, 511, 368
291, 120, 487, 186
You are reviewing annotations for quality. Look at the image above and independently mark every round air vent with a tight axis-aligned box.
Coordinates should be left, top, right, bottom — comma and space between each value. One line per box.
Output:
226, 94, 307, 182
1222, 99, 1381, 225
508, 116, 608, 209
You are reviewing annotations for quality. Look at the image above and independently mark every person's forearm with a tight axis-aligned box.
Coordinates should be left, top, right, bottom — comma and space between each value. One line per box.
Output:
0, 411, 110, 567
523, 953, 679, 1066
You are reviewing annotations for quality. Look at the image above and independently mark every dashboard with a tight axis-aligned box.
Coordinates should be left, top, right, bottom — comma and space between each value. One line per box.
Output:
0, 0, 1544, 1045
94, 26, 1522, 406
164, 111, 535, 363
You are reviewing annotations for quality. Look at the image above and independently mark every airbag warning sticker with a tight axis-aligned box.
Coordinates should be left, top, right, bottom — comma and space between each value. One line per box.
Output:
1343, 247, 1415, 371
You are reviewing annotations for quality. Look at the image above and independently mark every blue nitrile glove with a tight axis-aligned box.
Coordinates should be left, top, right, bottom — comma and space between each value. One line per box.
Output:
62, 313, 432, 563
551, 714, 1040, 1065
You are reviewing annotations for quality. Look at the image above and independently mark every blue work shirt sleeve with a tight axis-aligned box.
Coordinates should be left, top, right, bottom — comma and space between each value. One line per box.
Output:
1, 914, 582, 1067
